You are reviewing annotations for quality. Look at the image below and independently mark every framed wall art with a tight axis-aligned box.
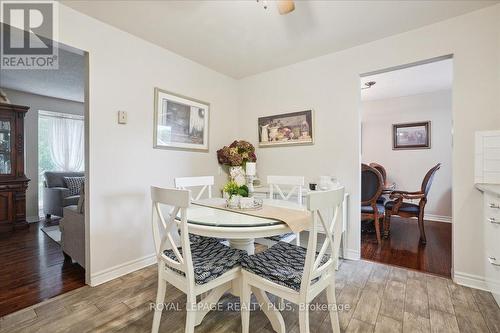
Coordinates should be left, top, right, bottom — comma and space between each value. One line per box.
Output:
258, 110, 314, 147
154, 88, 209, 151
393, 121, 431, 150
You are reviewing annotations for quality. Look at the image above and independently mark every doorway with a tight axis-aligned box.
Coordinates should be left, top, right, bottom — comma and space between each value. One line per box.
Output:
0, 31, 89, 315
359, 57, 453, 277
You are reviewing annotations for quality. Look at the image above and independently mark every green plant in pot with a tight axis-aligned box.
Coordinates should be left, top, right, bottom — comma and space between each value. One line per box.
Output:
223, 181, 249, 208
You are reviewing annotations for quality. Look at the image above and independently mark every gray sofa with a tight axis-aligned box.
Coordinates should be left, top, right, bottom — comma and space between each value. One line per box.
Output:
43, 171, 84, 218
60, 205, 85, 268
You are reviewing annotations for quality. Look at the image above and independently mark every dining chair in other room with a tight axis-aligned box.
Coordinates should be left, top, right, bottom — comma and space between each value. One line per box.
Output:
361, 164, 385, 244
369, 162, 388, 205
150, 186, 245, 333
263, 175, 305, 246
240, 188, 344, 333
384, 163, 441, 244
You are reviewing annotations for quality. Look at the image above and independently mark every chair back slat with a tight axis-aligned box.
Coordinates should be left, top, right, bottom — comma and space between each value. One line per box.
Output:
175, 176, 214, 201
302, 187, 345, 290
151, 186, 194, 280
267, 175, 305, 205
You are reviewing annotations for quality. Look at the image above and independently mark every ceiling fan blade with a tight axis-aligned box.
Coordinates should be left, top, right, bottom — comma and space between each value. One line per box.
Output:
277, 0, 295, 15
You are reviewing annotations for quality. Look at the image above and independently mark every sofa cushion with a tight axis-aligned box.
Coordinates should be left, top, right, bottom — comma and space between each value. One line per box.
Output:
44, 171, 84, 188
63, 195, 80, 207
64, 177, 85, 196
77, 185, 85, 213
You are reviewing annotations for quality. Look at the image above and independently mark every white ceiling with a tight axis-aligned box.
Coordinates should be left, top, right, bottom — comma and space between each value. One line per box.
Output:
361, 58, 453, 101
62, 0, 498, 79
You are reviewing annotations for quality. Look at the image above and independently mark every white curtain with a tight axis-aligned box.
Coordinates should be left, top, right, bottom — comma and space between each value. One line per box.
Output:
41, 111, 84, 171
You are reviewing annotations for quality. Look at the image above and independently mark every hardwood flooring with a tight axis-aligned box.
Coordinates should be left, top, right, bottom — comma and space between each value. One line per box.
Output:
0, 221, 85, 317
1, 259, 499, 333
361, 217, 452, 277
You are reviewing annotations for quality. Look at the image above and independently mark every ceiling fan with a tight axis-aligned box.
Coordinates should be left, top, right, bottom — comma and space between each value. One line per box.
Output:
257, 0, 296, 15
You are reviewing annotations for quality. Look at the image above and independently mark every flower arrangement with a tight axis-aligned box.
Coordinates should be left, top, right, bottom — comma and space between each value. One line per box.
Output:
217, 140, 256, 167
223, 181, 249, 198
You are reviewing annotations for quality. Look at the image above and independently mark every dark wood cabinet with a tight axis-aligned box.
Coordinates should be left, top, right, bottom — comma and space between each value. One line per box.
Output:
0, 103, 30, 232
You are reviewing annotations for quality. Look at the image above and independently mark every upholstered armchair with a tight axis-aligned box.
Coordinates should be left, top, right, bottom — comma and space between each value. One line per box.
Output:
361, 164, 385, 244
384, 163, 441, 244
369, 162, 388, 205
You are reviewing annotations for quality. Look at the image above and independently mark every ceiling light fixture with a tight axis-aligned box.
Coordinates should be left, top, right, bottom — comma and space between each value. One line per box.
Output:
361, 81, 376, 90
257, 0, 295, 15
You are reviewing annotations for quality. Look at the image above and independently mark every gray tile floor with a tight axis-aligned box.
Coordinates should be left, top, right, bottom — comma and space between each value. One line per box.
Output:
0, 259, 499, 332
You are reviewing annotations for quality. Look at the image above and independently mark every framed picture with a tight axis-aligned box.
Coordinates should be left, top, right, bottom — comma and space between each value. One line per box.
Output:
393, 121, 431, 150
258, 110, 314, 147
154, 88, 209, 151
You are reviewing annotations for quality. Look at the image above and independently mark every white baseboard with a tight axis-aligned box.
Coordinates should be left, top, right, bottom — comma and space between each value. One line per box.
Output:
454, 271, 489, 291
90, 253, 157, 286
425, 214, 452, 223
343, 248, 360, 261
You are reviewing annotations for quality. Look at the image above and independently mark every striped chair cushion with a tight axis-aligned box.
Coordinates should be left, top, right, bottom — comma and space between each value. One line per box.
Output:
241, 241, 329, 291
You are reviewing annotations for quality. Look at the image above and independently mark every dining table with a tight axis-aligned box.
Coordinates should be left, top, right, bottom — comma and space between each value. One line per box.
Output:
180, 196, 346, 332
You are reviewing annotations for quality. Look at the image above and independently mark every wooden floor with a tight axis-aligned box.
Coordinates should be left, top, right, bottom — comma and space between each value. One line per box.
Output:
0, 220, 86, 317
1, 259, 499, 333
361, 217, 452, 277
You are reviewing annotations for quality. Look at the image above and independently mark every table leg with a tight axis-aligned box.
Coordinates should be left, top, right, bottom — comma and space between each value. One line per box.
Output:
229, 238, 255, 255
253, 287, 286, 333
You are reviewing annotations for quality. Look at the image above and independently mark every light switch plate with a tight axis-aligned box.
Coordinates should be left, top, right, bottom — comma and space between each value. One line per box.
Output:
118, 111, 127, 124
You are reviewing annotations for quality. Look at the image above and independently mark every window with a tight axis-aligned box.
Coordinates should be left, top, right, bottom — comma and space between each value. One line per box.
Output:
38, 110, 84, 208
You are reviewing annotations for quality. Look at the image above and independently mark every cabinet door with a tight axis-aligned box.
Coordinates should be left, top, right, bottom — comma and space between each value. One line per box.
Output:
484, 193, 500, 295
0, 118, 13, 176
0, 192, 13, 224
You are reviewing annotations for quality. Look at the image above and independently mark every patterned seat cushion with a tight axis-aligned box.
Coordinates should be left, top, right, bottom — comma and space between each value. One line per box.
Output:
241, 242, 329, 291
164, 237, 245, 285
265, 232, 295, 242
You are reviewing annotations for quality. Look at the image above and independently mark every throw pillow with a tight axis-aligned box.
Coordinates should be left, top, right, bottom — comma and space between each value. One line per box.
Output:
64, 176, 85, 196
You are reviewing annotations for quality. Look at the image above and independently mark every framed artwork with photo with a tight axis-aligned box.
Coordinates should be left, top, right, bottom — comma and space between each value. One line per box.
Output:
393, 121, 431, 150
258, 110, 314, 147
154, 88, 209, 151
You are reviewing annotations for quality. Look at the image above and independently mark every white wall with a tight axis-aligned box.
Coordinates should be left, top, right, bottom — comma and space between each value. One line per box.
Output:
0, 88, 84, 220
237, 5, 500, 284
53, 4, 239, 284
361, 90, 452, 220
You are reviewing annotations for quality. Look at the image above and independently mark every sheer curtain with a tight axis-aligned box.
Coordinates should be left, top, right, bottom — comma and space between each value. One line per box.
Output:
40, 111, 84, 171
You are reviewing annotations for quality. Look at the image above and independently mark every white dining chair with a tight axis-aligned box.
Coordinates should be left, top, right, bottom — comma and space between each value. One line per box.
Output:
150, 186, 245, 333
175, 176, 219, 244
174, 176, 214, 201
261, 175, 305, 246
240, 187, 344, 333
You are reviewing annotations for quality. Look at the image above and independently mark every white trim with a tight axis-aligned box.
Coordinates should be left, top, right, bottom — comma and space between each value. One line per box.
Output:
343, 248, 360, 260
90, 253, 157, 286
453, 271, 489, 291
425, 214, 452, 223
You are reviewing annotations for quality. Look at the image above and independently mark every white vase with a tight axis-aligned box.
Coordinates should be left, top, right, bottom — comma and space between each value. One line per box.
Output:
227, 195, 241, 209
229, 166, 246, 186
